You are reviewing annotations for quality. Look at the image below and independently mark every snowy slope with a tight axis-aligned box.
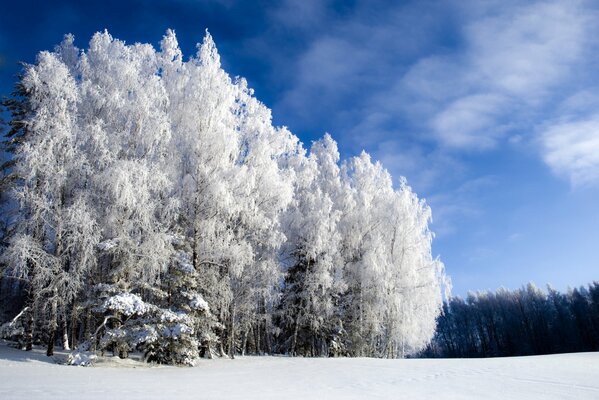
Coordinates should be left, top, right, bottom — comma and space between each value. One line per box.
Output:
0, 342, 597, 399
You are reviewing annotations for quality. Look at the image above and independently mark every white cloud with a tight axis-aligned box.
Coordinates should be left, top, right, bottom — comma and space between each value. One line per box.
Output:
277, 36, 372, 121
431, 94, 507, 149
541, 115, 599, 186
373, 140, 465, 193
265, 1, 451, 141
556, 89, 599, 116
399, 56, 467, 103
256, 0, 599, 191
414, 0, 595, 151
465, 1, 588, 98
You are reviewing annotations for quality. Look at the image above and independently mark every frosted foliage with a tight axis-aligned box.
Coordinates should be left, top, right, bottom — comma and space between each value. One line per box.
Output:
278, 135, 344, 356
338, 153, 446, 357
102, 293, 148, 316
159, 29, 182, 67
1, 29, 446, 362
189, 295, 210, 312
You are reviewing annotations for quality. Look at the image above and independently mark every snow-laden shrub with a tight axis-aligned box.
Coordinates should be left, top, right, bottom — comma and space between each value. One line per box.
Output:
139, 312, 199, 366
96, 292, 212, 366
66, 351, 98, 366
0, 320, 24, 341
0, 308, 28, 347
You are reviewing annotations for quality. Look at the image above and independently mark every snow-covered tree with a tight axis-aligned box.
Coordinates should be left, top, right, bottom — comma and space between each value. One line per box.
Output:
337, 153, 446, 357
278, 134, 344, 356
79, 31, 174, 288
3, 50, 98, 355
1, 29, 447, 362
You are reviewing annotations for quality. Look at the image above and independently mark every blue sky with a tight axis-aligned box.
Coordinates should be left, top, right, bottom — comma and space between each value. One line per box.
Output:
1, 0, 598, 296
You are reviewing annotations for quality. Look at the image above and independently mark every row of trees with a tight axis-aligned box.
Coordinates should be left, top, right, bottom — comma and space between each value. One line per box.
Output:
0, 30, 447, 364
425, 282, 599, 358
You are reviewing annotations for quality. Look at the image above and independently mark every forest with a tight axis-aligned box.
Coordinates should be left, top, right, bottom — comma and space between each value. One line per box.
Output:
425, 282, 599, 358
0, 30, 448, 365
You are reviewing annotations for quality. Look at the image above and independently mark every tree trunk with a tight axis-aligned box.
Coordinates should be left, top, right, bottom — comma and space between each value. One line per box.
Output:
70, 307, 79, 349
358, 288, 364, 357
46, 296, 58, 356
265, 320, 273, 355
254, 323, 260, 354
291, 316, 299, 356
229, 303, 236, 359
61, 313, 70, 350
241, 329, 247, 356
46, 329, 56, 357
23, 306, 33, 351
23, 260, 36, 351
84, 309, 92, 343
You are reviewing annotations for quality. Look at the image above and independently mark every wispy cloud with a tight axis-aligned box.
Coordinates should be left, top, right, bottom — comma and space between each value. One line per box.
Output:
268, 0, 330, 30
427, 176, 498, 237
405, 0, 595, 151
464, 1, 588, 98
373, 139, 465, 193
541, 115, 599, 186
508, 232, 523, 242
261, 0, 599, 191
261, 0, 450, 142
431, 94, 508, 150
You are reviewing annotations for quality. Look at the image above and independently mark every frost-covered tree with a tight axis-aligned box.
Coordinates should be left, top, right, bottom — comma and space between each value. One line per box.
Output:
337, 152, 446, 357
278, 134, 344, 356
227, 79, 297, 356
79, 31, 174, 288
2, 50, 100, 355
158, 31, 240, 356
379, 182, 446, 357
1, 29, 447, 362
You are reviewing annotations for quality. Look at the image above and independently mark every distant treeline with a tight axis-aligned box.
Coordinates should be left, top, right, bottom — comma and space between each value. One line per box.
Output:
423, 282, 599, 358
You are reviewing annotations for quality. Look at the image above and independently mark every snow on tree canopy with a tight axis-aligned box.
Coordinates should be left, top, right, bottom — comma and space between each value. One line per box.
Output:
0, 29, 448, 362
189, 294, 210, 312
101, 293, 148, 316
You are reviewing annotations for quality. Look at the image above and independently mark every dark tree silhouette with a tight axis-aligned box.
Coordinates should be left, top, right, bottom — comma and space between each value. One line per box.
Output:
425, 282, 599, 358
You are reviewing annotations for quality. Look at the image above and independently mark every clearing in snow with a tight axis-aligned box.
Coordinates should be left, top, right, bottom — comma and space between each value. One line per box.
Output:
0, 341, 597, 399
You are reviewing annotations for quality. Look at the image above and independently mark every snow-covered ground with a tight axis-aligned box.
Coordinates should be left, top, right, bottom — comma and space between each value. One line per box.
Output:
0, 341, 597, 399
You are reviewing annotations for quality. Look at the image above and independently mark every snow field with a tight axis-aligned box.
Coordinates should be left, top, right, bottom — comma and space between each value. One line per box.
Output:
0, 342, 598, 399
